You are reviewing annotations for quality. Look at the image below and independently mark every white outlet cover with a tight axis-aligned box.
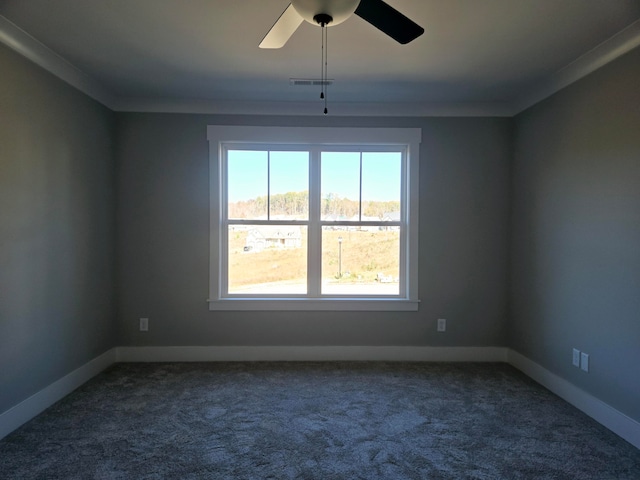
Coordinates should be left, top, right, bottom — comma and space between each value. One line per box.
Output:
581, 352, 589, 372
140, 317, 149, 332
437, 318, 446, 332
572, 348, 580, 367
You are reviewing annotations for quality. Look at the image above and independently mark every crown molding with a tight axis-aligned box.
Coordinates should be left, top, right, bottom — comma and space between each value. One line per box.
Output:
2, 13, 639, 118
0, 15, 116, 109
112, 97, 513, 117
513, 19, 640, 114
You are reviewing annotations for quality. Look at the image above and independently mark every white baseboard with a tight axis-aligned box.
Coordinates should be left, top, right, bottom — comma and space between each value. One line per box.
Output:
0, 348, 117, 440
115, 345, 509, 363
507, 349, 640, 450
3, 345, 638, 452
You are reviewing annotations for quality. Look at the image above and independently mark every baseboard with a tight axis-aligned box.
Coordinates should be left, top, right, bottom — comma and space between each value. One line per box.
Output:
3, 346, 637, 451
0, 346, 504, 441
507, 349, 640, 450
0, 348, 117, 440
116, 345, 509, 363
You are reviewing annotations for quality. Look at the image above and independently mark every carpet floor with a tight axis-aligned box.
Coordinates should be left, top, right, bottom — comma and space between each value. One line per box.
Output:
1, 362, 639, 479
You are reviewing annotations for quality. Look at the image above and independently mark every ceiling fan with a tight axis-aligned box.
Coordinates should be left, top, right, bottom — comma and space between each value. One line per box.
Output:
260, 0, 424, 48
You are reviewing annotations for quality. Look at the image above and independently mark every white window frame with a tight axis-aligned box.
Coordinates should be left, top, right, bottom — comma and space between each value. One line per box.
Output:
207, 126, 421, 311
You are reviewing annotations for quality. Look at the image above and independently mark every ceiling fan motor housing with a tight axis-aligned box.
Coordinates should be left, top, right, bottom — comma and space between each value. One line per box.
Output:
292, 0, 361, 26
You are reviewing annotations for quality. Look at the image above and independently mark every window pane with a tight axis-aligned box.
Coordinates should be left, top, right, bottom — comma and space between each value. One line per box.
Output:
321, 152, 360, 221
321, 227, 399, 295
228, 225, 307, 294
228, 150, 267, 220
269, 151, 309, 220
362, 152, 402, 221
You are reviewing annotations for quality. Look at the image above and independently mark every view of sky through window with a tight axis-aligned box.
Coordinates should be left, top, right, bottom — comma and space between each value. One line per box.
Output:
228, 150, 401, 204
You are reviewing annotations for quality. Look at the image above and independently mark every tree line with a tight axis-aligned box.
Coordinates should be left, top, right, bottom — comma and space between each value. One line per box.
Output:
229, 191, 400, 219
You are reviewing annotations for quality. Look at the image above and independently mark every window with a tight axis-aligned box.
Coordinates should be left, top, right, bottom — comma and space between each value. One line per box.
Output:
207, 126, 421, 311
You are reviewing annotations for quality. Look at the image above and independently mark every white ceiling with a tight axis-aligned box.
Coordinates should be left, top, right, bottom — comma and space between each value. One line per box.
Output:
1, 0, 639, 115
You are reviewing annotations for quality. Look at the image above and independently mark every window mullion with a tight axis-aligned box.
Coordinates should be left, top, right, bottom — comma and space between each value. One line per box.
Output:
307, 147, 321, 297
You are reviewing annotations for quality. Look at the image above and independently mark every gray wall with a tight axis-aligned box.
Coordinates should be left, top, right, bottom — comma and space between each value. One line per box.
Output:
0, 43, 116, 414
9, 23, 636, 429
510, 47, 640, 420
115, 115, 511, 347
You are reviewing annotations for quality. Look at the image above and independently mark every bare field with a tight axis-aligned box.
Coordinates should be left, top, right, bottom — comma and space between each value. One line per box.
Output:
228, 229, 399, 292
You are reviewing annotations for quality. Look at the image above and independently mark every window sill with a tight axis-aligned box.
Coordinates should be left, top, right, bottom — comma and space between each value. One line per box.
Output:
207, 298, 420, 311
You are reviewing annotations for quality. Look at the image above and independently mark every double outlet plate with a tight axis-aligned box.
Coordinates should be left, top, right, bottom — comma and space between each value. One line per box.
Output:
573, 348, 589, 372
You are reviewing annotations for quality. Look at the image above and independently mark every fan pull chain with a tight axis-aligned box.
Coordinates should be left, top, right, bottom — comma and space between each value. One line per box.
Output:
320, 23, 324, 101
323, 24, 328, 115
314, 13, 332, 115
319, 22, 328, 114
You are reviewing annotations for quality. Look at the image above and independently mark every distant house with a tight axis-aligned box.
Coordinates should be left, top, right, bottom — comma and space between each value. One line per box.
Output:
244, 226, 302, 252
382, 211, 401, 222
381, 211, 401, 231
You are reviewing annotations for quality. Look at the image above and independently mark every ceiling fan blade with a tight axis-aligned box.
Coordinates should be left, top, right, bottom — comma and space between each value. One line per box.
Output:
355, 0, 424, 44
259, 3, 304, 49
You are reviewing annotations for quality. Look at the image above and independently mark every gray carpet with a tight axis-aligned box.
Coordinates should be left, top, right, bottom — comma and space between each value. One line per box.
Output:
1, 362, 639, 479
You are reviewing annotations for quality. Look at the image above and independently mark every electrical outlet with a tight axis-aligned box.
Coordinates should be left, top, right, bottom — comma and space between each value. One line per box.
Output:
581, 352, 589, 372
437, 318, 446, 332
572, 348, 580, 367
139, 317, 149, 332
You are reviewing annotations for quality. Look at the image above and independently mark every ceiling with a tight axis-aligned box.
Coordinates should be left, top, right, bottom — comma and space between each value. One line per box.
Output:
1, 0, 639, 115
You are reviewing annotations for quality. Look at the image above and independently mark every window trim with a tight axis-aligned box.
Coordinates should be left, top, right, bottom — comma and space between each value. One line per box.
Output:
207, 126, 421, 311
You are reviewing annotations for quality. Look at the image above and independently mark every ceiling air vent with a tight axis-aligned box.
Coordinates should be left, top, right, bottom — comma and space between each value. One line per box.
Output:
290, 78, 334, 86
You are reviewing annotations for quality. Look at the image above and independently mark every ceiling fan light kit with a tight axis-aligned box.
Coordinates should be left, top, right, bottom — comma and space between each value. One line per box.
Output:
260, 0, 424, 113
260, 0, 424, 50
293, 0, 360, 26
